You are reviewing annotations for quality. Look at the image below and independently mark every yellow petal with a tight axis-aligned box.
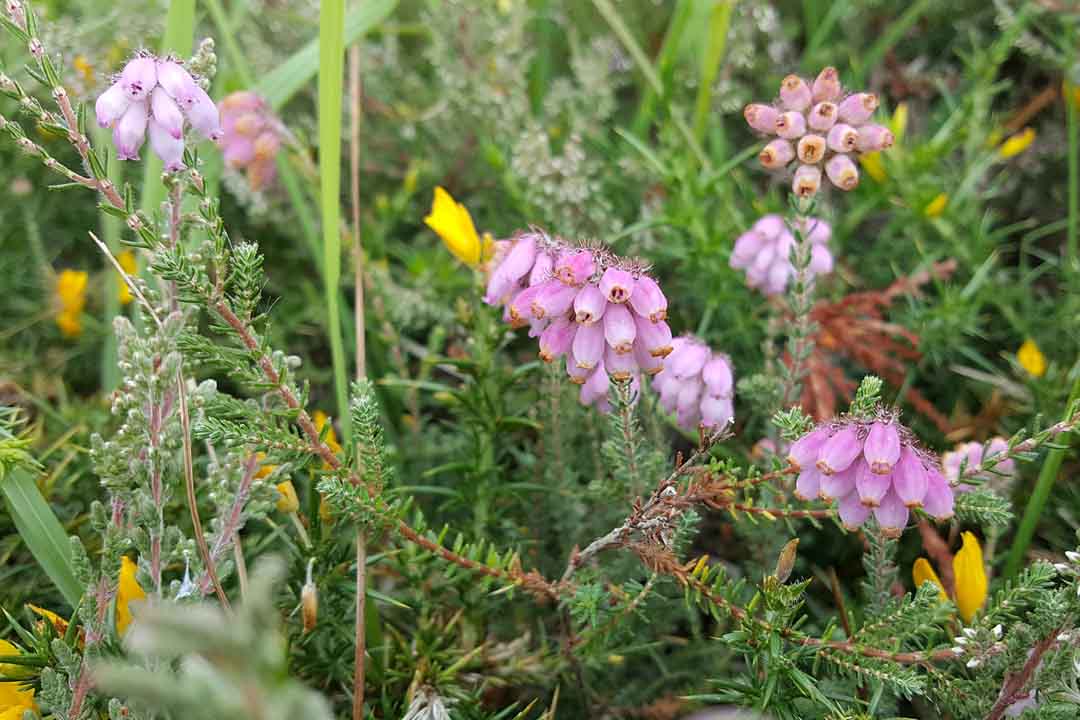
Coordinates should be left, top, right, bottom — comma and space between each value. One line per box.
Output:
116, 556, 147, 636
424, 186, 482, 267
117, 250, 137, 306
55, 269, 88, 313
312, 411, 342, 454
275, 480, 300, 513
860, 152, 886, 183
73, 55, 94, 83
28, 604, 67, 637
924, 193, 948, 218
998, 127, 1035, 159
1017, 338, 1047, 378
890, 102, 909, 142
912, 558, 948, 602
318, 494, 334, 525
55, 310, 82, 339
953, 532, 988, 624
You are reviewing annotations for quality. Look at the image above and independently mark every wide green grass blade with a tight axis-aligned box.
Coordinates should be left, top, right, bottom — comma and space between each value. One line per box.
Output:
1, 468, 83, 607
139, 0, 197, 215
319, 0, 350, 434
692, 0, 734, 144
259, 0, 397, 111
95, 126, 124, 392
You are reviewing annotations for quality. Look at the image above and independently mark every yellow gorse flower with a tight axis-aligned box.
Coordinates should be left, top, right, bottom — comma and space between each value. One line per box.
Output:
276, 480, 300, 513
116, 556, 147, 636
424, 186, 494, 268
72, 55, 94, 84
117, 250, 137, 305
28, 604, 67, 637
1017, 338, 1047, 378
0, 639, 37, 718
860, 152, 886, 183
998, 127, 1035, 159
924, 193, 948, 218
55, 269, 88, 338
313, 411, 341, 524
912, 531, 988, 624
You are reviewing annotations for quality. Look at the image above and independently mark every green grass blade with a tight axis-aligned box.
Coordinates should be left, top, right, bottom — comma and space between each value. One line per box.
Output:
94, 125, 124, 392
692, 0, 734, 144
631, 0, 692, 135
1, 468, 83, 607
202, 0, 255, 86
852, 0, 934, 86
139, 0, 197, 215
319, 0, 350, 435
259, 0, 397, 111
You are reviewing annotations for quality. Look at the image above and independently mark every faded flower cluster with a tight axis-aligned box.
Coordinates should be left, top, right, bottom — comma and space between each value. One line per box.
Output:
652, 336, 735, 431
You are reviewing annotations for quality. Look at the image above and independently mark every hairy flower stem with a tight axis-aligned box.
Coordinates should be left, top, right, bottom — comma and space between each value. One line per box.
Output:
779, 197, 818, 409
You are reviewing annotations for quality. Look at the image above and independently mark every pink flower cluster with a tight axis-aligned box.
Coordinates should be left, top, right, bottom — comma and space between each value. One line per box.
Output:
95, 54, 222, 170
788, 413, 954, 537
220, 91, 282, 191
943, 437, 1015, 489
652, 336, 734, 430
730, 214, 833, 296
744, 67, 893, 196
485, 232, 673, 412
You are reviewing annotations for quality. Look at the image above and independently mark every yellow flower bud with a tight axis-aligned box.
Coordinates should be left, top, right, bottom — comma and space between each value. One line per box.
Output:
998, 127, 1035, 159
860, 152, 886, 183
423, 186, 493, 268
275, 480, 300, 514
301, 559, 318, 634
1017, 338, 1047, 378
890, 102, 908, 142
923, 193, 948, 218
911, 558, 948, 602
952, 532, 988, 624
117, 249, 137, 305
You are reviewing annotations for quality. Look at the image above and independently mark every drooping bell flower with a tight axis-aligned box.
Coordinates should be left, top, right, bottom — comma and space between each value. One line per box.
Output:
730, 214, 833, 296
943, 437, 1017, 491
790, 409, 954, 537
651, 336, 735, 431
95, 53, 222, 170
744, 67, 894, 195
219, 91, 286, 192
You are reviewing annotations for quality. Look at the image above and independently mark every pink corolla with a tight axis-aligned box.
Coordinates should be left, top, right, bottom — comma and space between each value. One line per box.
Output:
95, 53, 222, 170
484, 231, 671, 412
788, 411, 953, 537
942, 437, 1015, 490
745, 67, 893, 196
651, 336, 734, 431
729, 214, 833, 295
219, 91, 282, 190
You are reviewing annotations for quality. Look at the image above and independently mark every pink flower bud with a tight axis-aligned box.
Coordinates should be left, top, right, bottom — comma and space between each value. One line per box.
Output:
184, 85, 223, 141
530, 279, 577, 319
837, 93, 878, 124
855, 124, 894, 153
817, 425, 861, 475
754, 215, 786, 236
635, 316, 673, 357
599, 267, 635, 303
743, 103, 778, 134
555, 250, 595, 286
701, 357, 732, 396
807, 102, 837, 132
156, 60, 199, 105
730, 231, 765, 268
820, 464, 856, 501
837, 490, 871, 530
863, 422, 901, 474
539, 317, 575, 362
95, 82, 130, 128
892, 447, 928, 507
119, 56, 157, 101
573, 285, 607, 324
150, 87, 184, 139
803, 217, 831, 244
922, 466, 954, 520
792, 164, 822, 197
758, 139, 795, 169
775, 111, 807, 140
224, 136, 255, 167
487, 236, 538, 303
855, 461, 890, 507
603, 303, 636, 355
794, 467, 821, 501
580, 363, 610, 405
633, 340, 663, 375
808, 243, 834, 275
566, 349, 591, 384
628, 275, 667, 322
508, 285, 543, 324
779, 74, 812, 111
113, 102, 148, 160
572, 321, 605, 369
825, 154, 859, 190
796, 134, 826, 164
528, 252, 554, 286
873, 491, 909, 537
676, 379, 703, 415
826, 123, 858, 153
788, 427, 830, 470
605, 346, 636, 381
812, 67, 841, 103
700, 394, 733, 428
148, 118, 185, 171
670, 341, 708, 379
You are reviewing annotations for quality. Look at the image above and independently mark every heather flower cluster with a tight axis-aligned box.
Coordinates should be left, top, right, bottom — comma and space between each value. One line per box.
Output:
95, 53, 222, 170
789, 411, 954, 536
744, 67, 893, 195
652, 336, 735, 430
943, 437, 1016, 489
729, 214, 833, 295
219, 91, 282, 191
484, 231, 672, 412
